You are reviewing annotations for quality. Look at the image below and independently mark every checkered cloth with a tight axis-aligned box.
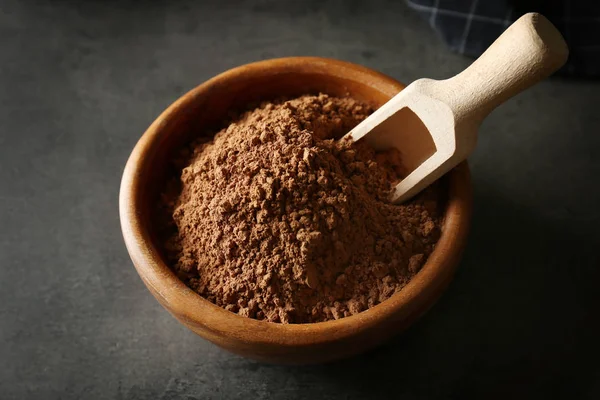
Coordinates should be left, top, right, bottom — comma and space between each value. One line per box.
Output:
405, 0, 600, 77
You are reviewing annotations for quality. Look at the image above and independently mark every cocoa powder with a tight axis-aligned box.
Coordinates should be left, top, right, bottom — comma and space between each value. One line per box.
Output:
162, 94, 444, 324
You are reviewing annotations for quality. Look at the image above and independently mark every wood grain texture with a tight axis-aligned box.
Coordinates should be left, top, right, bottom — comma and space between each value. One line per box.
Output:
119, 57, 472, 364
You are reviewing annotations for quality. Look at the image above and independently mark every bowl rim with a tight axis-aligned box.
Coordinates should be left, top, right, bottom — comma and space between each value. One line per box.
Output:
119, 56, 472, 347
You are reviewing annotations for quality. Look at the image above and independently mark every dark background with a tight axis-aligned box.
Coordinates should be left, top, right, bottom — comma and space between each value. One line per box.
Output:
1, 0, 599, 399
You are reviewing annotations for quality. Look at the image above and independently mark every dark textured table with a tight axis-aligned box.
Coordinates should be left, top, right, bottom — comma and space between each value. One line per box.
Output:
1, 1, 599, 399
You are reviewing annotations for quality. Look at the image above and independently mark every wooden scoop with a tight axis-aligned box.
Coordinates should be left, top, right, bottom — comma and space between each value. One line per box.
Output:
344, 13, 568, 203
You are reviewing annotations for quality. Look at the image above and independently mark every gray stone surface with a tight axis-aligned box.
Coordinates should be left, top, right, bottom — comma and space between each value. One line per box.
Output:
1, 0, 599, 399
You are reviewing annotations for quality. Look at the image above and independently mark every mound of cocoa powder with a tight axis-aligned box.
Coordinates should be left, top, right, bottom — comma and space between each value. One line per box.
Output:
162, 94, 444, 324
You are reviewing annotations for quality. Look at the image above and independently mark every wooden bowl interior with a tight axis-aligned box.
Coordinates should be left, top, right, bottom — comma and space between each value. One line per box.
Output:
136, 61, 402, 261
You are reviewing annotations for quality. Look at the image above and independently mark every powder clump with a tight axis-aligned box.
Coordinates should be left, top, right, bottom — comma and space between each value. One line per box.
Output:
164, 94, 443, 323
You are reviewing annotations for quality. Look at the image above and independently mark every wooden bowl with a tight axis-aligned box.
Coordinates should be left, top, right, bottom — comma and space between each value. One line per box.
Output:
119, 57, 472, 364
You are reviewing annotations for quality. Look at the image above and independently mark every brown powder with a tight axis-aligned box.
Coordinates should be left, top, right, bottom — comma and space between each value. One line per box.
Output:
163, 94, 444, 324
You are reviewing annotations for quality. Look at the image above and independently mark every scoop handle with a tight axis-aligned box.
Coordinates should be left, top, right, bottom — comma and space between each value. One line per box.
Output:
440, 13, 568, 124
